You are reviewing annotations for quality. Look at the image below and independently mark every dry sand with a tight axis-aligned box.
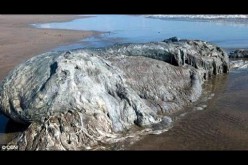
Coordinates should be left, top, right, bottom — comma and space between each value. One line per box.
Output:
0, 15, 100, 145
0, 15, 100, 80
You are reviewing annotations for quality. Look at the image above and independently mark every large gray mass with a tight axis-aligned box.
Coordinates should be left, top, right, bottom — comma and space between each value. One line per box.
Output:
0, 39, 229, 150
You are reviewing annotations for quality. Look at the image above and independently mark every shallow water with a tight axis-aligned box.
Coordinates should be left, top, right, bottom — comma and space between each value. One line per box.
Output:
33, 15, 248, 50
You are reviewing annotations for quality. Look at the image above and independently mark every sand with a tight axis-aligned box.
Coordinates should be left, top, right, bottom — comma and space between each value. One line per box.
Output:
0, 15, 100, 81
0, 15, 101, 145
127, 71, 248, 150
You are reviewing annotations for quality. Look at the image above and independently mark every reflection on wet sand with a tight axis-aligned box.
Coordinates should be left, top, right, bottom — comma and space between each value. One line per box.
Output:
128, 70, 248, 150
0, 118, 28, 145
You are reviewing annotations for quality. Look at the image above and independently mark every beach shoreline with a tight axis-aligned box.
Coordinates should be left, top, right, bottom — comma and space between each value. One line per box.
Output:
0, 15, 101, 81
1, 15, 248, 150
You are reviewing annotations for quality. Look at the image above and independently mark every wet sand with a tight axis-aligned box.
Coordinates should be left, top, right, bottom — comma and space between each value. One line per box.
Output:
0, 15, 100, 145
127, 70, 248, 150
0, 15, 100, 80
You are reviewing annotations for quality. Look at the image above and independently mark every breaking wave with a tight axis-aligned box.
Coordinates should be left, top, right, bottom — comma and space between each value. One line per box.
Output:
146, 15, 248, 23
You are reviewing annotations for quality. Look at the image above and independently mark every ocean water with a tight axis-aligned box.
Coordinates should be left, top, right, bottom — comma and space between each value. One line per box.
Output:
33, 15, 248, 50
1, 15, 248, 149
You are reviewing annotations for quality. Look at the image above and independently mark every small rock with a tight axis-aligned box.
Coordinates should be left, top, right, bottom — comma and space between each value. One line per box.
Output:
163, 36, 179, 42
229, 49, 248, 58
